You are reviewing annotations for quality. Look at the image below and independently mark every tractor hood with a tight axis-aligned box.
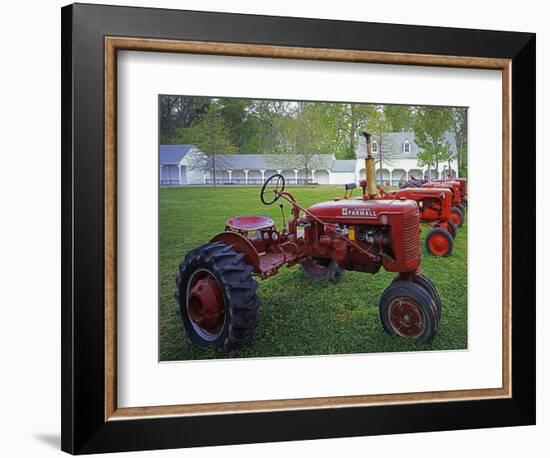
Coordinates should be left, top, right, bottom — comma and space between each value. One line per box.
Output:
306, 198, 418, 224
392, 187, 452, 200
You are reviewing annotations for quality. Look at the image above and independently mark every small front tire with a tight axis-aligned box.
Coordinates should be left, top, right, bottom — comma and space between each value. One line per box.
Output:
450, 206, 464, 227
413, 274, 442, 320
392, 274, 442, 321
379, 280, 438, 343
425, 227, 454, 257
447, 220, 458, 239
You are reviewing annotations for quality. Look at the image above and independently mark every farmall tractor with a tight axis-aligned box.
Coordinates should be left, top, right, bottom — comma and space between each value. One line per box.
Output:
420, 181, 465, 228
433, 177, 468, 209
175, 132, 441, 352
380, 187, 457, 257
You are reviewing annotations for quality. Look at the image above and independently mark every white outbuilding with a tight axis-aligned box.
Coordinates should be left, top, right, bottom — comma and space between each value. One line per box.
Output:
160, 132, 460, 186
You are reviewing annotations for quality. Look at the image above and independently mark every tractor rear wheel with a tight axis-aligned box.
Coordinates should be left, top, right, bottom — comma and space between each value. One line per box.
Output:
379, 281, 438, 342
425, 227, 454, 257
300, 257, 343, 282
447, 220, 458, 239
175, 242, 260, 352
455, 203, 466, 214
450, 206, 465, 227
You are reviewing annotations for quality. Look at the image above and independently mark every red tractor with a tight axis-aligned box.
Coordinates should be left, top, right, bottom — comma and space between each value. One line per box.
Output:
421, 181, 465, 228
175, 133, 441, 352
380, 187, 457, 257
433, 178, 468, 209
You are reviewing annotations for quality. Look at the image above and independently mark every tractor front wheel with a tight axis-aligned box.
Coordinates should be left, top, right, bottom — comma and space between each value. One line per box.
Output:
300, 257, 343, 282
379, 281, 438, 342
413, 274, 442, 320
392, 274, 441, 320
447, 220, 458, 239
450, 206, 464, 227
425, 227, 454, 257
175, 242, 260, 352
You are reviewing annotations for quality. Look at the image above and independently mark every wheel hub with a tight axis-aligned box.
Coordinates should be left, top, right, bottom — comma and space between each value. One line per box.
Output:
450, 212, 461, 225
428, 232, 449, 256
187, 271, 225, 335
389, 298, 424, 338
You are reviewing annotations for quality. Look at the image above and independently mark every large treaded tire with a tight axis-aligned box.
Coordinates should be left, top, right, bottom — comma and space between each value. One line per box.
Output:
379, 280, 438, 343
300, 257, 343, 282
175, 242, 260, 352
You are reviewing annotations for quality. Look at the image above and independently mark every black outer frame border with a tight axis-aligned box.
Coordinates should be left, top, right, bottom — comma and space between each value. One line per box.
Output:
61, 3, 536, 455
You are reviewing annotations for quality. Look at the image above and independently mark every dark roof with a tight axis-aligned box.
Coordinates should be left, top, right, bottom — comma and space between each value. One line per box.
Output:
207, 153, 335, 171
214, 154, 270, 170
331, 160, 357, 172
356, 132, 457, 158
160, 145, 194, 164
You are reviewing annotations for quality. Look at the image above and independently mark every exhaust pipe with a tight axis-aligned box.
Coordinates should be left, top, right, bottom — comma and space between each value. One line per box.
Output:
360, 131, 378, 198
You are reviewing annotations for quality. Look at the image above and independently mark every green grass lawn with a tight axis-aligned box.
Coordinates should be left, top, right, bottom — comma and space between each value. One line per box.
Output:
160, 185, 467, 361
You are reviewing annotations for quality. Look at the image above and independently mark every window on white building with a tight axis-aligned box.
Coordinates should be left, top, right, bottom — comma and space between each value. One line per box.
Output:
372, 141, 378, 152
403, 140, 411, 153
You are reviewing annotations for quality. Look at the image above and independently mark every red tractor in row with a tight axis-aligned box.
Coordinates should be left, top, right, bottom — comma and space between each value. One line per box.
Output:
420, 181, 465, 228
175, 133, 441, 352
434, 177, 467, 209
381, 187, 457, 257
343, 181, 456, 257
400, 177, 467, 229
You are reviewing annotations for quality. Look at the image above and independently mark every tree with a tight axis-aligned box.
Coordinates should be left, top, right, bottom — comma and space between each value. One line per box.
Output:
339, 103, 375, 159
159, 95, 210, 143
452, 108, 468, 177
248, 100, 294, 154
268, 103, 328, 184
173, 105, 237, 186
383, 105, 415, 132
441, 140, 456, 178
413, 106, 454, 178
215, 98, 252, 149
416, 144, 437, 178
364, 107, 397, 181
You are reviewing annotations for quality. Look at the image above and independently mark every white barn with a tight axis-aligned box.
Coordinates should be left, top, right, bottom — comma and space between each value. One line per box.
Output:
160, 132, 460, 187
159, 145, 204, 185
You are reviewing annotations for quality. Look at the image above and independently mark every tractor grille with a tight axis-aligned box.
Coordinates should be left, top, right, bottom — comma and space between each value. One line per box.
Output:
401, 213, 420, 261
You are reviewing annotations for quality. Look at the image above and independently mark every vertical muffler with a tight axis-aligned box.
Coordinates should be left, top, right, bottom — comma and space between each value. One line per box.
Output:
360, 131, 378, 198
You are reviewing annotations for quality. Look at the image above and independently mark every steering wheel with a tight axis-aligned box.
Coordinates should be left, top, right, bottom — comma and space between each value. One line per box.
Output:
260, 174, 285, 205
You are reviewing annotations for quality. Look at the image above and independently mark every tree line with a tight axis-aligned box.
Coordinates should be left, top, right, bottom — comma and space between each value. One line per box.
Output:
160, 96, 468, 178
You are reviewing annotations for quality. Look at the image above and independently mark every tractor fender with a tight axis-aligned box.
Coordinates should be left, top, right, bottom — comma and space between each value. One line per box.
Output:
210, 231, 261, 273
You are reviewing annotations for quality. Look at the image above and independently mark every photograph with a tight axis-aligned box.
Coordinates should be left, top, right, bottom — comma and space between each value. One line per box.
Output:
55, 2, 537, 454
159, 95, 469, 361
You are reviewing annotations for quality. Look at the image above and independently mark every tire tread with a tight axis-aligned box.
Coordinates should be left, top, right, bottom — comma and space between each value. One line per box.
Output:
176, 242, 260, 352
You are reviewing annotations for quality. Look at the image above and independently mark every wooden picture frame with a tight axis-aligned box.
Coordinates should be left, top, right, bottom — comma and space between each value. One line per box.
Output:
62, 3, 535, 454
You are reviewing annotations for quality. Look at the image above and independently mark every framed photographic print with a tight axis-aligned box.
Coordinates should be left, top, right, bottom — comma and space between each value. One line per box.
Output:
61, 3, 536, 454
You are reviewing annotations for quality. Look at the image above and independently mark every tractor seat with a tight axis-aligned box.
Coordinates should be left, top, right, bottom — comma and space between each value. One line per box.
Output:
225, 215, 275, 232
